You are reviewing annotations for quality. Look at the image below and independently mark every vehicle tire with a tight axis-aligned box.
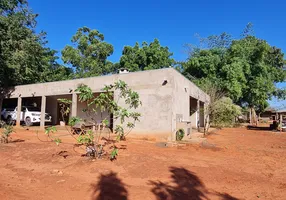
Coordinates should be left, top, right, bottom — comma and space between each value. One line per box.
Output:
25, 117, 33, 127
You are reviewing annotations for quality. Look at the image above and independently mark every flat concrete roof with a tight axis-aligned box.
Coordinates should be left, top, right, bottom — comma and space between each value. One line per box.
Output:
7, 68, 209, 101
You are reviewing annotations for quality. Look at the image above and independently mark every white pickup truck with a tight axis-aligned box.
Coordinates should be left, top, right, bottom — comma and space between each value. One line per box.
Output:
1, 106, 52, 126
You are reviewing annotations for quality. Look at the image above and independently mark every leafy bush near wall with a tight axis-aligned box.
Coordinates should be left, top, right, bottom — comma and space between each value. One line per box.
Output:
176, 129, 185, 141
212, 97, 241, 127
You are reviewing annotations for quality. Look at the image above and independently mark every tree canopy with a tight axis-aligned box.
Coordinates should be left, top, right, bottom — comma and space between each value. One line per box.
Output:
182, 29, 286, 110
39, 49, 73, 82
118, 39, 175, 72
0, 0, 70, 87
0, 0, 72, 116
1, 0, 41, 87
61, 27, 114, 78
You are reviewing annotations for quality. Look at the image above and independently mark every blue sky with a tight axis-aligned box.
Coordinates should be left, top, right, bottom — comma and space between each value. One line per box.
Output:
28, 0, 285, 108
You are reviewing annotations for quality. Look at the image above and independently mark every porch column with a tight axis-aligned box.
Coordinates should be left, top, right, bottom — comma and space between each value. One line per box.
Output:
249, 108, 252, 124
280, 114, 283, 131
71, 93, 77, 117
200, 102, 205, 127
197, 100, 200, 128
16, 97, 22, 127
40, 96, 46, 129
204, 102, 208, 128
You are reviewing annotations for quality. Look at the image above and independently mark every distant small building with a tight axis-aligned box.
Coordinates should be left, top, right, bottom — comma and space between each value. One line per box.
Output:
260, 107, 286, 122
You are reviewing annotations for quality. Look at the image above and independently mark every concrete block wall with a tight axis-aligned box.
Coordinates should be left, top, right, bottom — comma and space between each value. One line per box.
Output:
172, 69, 210, 139
76, 93, 110, 124
113, 69, 174, 139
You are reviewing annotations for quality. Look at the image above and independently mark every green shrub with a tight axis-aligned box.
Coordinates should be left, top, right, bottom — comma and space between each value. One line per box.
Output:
176, 129, 185, 141
57, 98, 72, 123
212, 97, 241, 127
1, 124, 14, 143
77, 130, 94, 146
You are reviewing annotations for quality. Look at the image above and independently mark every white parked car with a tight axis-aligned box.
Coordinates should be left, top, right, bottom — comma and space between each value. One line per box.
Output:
1, 106, 52, 126
282, 121, 286, 132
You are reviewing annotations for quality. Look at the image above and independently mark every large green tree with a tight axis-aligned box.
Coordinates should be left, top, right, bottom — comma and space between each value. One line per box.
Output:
61, 27, 114, 78
40, 49, 73, 82
0, 0, 69, 116
118, 39, 175, 72
182, 30, 286, 111
227, 36, 285, 107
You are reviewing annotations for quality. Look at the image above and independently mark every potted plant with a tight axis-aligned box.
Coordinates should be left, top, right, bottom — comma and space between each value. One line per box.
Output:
58, 99, 72, 126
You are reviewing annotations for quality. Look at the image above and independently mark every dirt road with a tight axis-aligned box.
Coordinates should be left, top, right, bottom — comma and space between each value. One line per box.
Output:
0, 127, 285, 200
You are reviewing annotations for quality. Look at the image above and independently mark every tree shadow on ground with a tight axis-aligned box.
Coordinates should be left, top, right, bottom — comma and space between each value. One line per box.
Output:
11, 139, 25, 143
216, 192, 240, 200
247, 125, 271, 131
149, 167, 239, 200
149, 167, 208, 200
90, 171, 128, 200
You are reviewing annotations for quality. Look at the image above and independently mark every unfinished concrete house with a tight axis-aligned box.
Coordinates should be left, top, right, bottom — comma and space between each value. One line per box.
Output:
3, 68, 209, 141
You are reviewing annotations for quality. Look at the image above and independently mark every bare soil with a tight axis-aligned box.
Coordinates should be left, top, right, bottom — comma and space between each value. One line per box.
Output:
0, 127, 286, 200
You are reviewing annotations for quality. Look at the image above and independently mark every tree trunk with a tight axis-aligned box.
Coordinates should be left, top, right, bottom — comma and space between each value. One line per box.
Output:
203, 113, 210, 136
249, 107, 257, 125
204, 118, 207, 136
249, 107, 252, 124
252, 108, 257, 126
0, 97, 3, 120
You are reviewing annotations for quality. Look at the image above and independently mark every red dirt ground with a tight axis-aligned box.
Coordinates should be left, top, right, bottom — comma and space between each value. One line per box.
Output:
0, 127, 286, 200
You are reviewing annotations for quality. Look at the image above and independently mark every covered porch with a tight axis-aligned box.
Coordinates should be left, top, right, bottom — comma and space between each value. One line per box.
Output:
3, 91, 113, 130
189, 96, 205, 129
